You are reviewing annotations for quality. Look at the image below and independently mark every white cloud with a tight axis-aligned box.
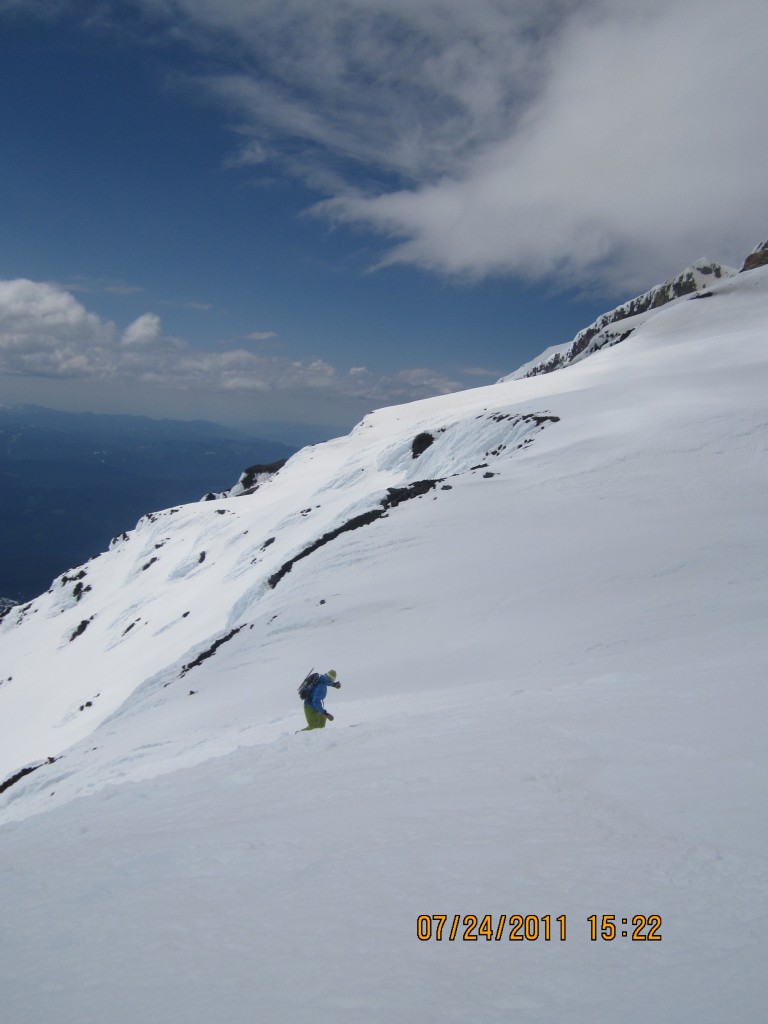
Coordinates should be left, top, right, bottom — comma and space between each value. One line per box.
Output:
0, 279, 115, 378
0, 278, 458, 408
122, 313, 163, 347
461, 365, 503, 378
311, 0, 768, 290
383, 367, 462, 397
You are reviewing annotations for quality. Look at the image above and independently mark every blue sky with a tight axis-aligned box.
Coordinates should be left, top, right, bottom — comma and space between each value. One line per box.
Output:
0, 0, 765, 441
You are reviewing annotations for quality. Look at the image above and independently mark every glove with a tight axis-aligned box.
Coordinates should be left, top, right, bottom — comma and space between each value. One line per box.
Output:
325, 712, 335, 721
333, 681, 342, 688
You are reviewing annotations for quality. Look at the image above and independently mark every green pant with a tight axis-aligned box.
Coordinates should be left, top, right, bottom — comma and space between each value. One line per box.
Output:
301, 704, 327, 730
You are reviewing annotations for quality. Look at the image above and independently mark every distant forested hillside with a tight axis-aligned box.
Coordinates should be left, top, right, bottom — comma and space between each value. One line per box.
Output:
0, 406, 295, 603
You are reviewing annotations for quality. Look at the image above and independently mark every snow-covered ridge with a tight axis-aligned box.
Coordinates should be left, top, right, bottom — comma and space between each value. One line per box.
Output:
1, 253, 767, 1024
0, 397, 562, 789
502, 259, 737, 381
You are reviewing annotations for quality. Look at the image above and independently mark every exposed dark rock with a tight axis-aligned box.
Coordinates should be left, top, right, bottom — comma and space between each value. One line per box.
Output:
205, 459, 288, 500
522, 413, 560, 426
240, 459, 287, 491
72, 581, 92, 602
70, 618, 93, 641
179, 625, 246, 678
411, 432, 435, 458
741, 241, 768, 273
142, 557, 158, 571
268, 479, 440, 589
384, 479, 439, 507
0, 755, 60, 795
61, 570, 87, 585
490, 410, 559, 426
0, 764, 39, 795
268, 509, 386, 589
2, 761, 44, 795
524, 353, 565, 377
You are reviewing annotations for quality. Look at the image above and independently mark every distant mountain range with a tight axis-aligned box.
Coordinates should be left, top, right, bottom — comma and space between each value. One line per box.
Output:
0, 406, 295, 603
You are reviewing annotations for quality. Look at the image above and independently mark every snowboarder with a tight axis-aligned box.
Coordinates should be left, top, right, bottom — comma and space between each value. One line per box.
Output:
299, 669, 341, 730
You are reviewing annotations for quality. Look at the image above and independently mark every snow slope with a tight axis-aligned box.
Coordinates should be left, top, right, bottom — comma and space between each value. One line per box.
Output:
1, 263, 767, 1024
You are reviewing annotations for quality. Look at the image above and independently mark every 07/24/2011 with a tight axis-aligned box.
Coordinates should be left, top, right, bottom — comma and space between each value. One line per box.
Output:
416, 914, 662, 942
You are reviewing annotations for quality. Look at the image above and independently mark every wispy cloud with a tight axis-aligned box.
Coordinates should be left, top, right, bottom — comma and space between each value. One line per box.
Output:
60, 275, 145, 296
243, 331, 278, 343
172, 0, 558, 183
159, 299, 214, 311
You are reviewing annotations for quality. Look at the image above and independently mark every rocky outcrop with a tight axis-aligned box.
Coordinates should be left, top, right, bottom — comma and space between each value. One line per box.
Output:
741, 241, 768, 273
502, 259, 736, 382
203, 459, 287, 500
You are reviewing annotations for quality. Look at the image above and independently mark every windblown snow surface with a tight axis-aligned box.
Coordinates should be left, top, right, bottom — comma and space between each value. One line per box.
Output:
1, 267, 767, 1024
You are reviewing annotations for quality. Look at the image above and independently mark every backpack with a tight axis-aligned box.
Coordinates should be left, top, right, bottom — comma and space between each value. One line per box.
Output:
298, 670, 320, 702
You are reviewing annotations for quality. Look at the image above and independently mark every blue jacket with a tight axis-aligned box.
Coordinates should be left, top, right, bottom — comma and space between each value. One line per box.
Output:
306, 673, 334, 714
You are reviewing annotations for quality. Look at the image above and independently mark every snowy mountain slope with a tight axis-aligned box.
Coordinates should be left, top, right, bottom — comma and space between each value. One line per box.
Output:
0, 404, 294, 603
502, 258, 737, 381
1, 261, 767, 1024
0, 402, 565, 789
